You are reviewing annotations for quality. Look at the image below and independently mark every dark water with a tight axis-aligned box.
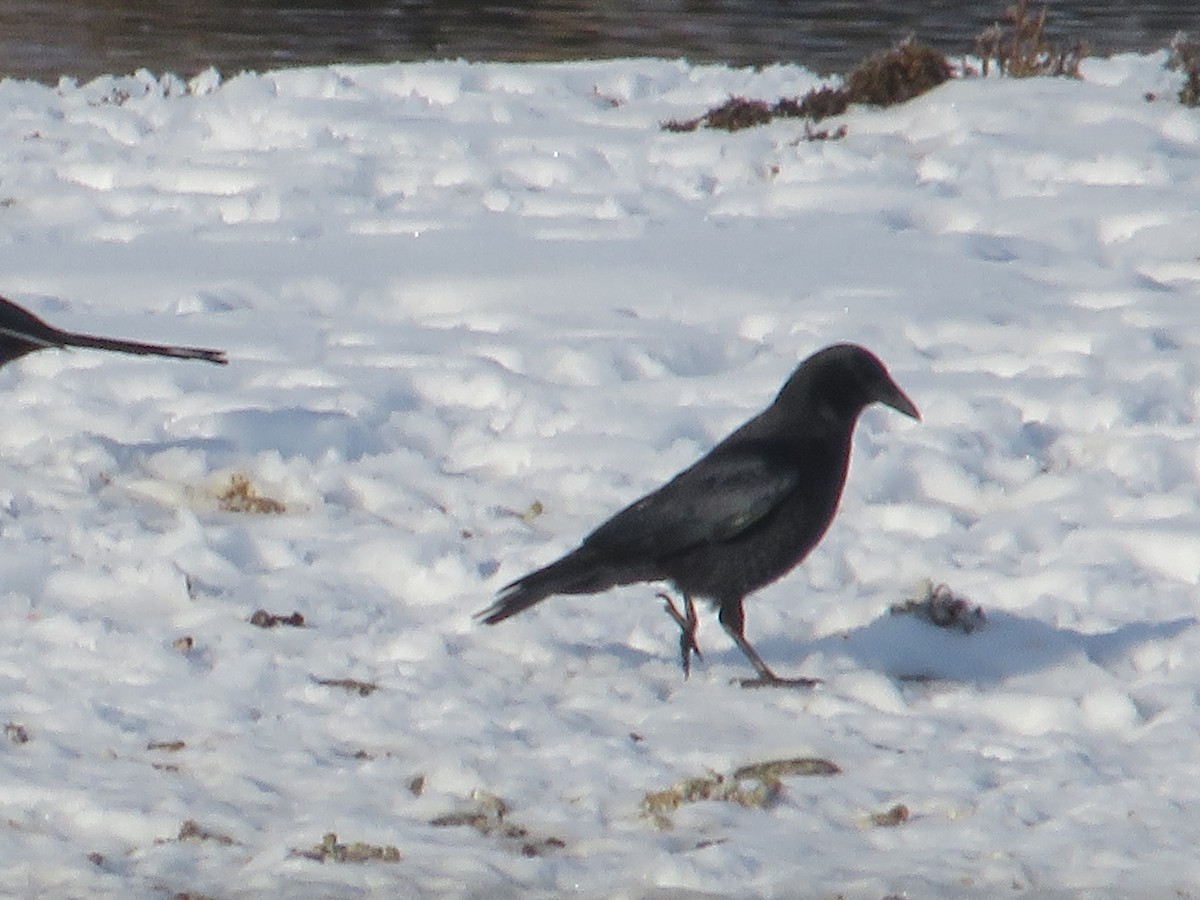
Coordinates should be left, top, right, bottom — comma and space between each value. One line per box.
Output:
0, 1, 1196, 84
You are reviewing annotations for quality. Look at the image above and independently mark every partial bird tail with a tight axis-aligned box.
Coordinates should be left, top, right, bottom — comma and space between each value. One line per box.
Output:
0, 296, 228, 367
477, 549, 617, 625
61, 330, 228, 365
477, 557, 578, 624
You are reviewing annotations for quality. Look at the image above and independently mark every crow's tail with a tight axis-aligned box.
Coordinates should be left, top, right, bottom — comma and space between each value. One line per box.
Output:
477, 549, 619, 625
60, 329, 228, 365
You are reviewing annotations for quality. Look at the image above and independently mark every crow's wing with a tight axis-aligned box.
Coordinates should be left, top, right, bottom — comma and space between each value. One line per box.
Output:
581, 440, 803, 560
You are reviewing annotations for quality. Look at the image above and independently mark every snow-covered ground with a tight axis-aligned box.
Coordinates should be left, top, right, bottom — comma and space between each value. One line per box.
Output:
0, 52, 1198, 898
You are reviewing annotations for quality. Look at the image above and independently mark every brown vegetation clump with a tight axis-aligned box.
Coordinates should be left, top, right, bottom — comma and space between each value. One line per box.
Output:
642, 756, 840, 829
1168, 35, 1200, 107
663, 97, 773, 132
973, 0, 1087, 77
429, 790, 566, 858
662, 1, 1094, 135
703, 97, 774, 131
784, 85, 850, 120
249, 609, 305, 628
291, 832, 401, 864
216, 473, 286, 514
844, 40, 953, 106
663, 41, 950, 134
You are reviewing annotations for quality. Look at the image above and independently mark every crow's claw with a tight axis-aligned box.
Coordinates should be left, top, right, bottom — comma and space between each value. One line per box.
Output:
659, 592, 702, 677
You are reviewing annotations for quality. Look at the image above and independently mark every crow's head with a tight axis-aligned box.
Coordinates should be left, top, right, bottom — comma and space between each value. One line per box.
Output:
777, 343, 919, 424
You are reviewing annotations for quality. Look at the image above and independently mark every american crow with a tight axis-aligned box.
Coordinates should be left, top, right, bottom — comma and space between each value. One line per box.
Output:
0, 295, 227, 368
478, 343, 919, 687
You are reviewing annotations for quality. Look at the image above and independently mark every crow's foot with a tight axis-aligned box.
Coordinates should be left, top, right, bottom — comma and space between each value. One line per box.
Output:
659, 592, 702, 678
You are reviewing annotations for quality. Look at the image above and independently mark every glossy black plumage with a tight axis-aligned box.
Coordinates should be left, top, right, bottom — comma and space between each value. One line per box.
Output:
478, 343, 919, 686
0, 295, 226, 368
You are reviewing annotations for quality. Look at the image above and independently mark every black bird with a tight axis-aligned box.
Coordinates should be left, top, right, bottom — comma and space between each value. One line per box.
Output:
0, 295, 227, 368
478, 343, 919, 687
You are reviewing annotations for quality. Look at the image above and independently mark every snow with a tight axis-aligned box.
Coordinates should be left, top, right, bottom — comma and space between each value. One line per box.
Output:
0, 52, 1198, 897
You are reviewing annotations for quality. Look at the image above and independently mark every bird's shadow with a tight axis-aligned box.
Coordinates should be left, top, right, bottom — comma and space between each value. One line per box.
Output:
794, 608, 1197, 685
89, 403, 390, 470
560, 639, 667, 674
555, 603, 1195, 688
92, 434, 231, 469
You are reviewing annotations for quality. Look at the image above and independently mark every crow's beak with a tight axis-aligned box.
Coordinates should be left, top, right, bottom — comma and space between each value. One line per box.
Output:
880, 379, 920, 421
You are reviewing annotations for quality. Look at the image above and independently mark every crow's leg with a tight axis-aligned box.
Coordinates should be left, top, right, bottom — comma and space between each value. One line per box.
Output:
717, 599, 820, 689
659, 591, 702, 678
